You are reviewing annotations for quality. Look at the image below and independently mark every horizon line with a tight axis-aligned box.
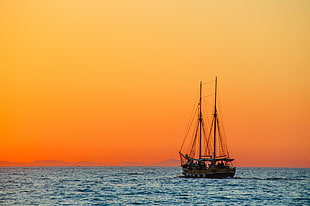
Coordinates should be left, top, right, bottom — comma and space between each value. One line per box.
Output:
0, 159, 309, 168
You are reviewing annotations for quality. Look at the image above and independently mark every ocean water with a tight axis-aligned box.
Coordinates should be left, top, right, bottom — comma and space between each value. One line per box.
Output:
0, 167, 309, 205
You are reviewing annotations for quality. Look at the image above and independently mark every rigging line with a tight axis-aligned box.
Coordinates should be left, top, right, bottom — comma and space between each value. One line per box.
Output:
202, 99, 211, 126
203, 96, 215, 108
191, 120, 200, 156
203, 93, 215, 98
189, 118, 199, 147
200, 98, 211, 156
187, 120, 199, 154
199, 98, 209, 126
219, 121, 230, 158
186, 108, 200, 152
219, 122, 229, 157
202, 80, 215, 86
202, 120, 211, 157
217, 89, 230, 157
189, 120, 200, 158
219, 124, 229, 157
180, 106, 197, 151
215, 98, 226, 156
179, 91, 199, 147
180, 112, 198, 153
187, 129, 197, 158
179, 97, 199, 151
206, 118, 214, 157
217, 118, 226, 156
200, 118, 206, 154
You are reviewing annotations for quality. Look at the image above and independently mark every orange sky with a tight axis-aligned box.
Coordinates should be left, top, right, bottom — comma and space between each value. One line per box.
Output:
1, 0, 309, 167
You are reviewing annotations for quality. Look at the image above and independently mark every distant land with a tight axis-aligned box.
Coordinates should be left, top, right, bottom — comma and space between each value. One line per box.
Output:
0, 159, 180, 167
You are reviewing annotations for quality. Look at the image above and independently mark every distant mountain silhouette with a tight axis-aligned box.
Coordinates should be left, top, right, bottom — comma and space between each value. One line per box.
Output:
153, 159, 180, 166
0, 159, 179, 167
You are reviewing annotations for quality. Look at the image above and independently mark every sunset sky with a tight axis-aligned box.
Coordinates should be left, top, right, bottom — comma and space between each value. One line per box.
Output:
1, 0, 309, 167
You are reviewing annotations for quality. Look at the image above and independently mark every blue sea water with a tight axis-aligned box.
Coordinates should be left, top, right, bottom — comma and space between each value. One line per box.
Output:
0, 167, 309, 205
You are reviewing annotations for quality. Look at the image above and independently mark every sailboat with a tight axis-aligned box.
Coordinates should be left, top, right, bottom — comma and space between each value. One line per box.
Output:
179, 77, 236, 178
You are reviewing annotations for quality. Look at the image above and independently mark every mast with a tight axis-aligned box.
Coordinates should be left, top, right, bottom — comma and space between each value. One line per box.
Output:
213, 77, 218, 160
199, 81, 203, 159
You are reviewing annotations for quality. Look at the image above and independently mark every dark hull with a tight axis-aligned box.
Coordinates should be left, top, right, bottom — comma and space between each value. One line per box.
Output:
182, 167, 236, 178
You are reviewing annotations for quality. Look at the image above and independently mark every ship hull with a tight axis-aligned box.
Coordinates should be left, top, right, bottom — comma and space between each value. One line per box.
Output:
182, 167, 236, 178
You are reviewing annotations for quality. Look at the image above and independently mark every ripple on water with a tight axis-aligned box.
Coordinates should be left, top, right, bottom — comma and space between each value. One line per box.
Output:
0, 167, 309, 205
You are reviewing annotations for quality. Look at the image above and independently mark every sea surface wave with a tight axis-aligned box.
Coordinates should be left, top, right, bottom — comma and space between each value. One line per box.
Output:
0, 167, 309, 205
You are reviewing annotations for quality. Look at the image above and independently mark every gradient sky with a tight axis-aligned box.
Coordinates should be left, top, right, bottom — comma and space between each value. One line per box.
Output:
1, 0, 309, 167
